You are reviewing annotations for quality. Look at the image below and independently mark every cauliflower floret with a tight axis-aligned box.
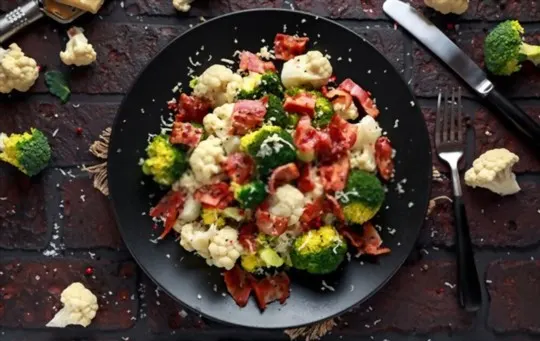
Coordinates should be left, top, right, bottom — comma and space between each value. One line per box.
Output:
180, 222, 243, 270
60, 27, 97, 66
281, 51, 332, 89
269, 184, 307, 226
333, 101, 359, 121
0, 43, 39, 93
46, 282, 98, 328
172, 194, 201, 232
173, 0, 194, 11
348, 115, 381, 173
222, 136, 241, 155
207, 226, 243, 270
203, 103, 234, 140
173, 170, 203, 194
193, 64, 242, 107
424, 0, 469, 14
464, 148, 521, 196
189, 135, 226, 184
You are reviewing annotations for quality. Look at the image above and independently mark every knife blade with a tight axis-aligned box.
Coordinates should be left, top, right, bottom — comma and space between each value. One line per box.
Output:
383, 0, 540, 151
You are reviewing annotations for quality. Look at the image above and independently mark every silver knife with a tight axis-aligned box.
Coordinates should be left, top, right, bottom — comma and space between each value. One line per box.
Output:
383, 0, 540, 150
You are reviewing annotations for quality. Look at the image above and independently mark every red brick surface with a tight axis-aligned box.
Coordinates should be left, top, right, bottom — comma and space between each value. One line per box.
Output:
487, 260, 540, 333
61, 176, 124, 249
0, 260, 137, 329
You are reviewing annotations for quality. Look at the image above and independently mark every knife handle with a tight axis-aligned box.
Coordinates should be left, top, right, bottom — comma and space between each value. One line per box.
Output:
485, 89, 540, 151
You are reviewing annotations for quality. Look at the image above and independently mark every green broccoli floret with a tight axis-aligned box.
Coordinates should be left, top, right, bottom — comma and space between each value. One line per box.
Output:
239, 126, 296, 178
233, 180, 267, 209
287, 113, 300, 128
142, 135, 187, 186
264, 94, 289, 128
484, 20, 540, 76
313, 95, 334, 128
0, 128, 51, 176
237, 72, 285, 100
291, 225, 347, 275
337, 170, 385, 224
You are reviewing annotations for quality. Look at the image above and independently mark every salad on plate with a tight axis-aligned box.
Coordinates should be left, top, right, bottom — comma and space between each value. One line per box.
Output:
141, 32, 395, 311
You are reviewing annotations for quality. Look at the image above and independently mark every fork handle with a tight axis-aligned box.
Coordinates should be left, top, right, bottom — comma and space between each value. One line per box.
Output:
454, 195, 482, 312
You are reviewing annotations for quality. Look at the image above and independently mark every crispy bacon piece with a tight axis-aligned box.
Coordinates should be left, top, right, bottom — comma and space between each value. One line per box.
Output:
239, 51, 276, 73
328, 114, 357, 149
238, 223, 258, 253
149, 190, 186, 239
297, 163, 316, 193
274, 33, 309, 61
326, 89, 353, 110
255, 202, 289, 236
375, 136, 394, 181
362, 222, 391, 256
319, 156, 350, 192
250, 272, 291, 310
175, 93, 212, 123
223, 266, 254, 307
324, 194, 344, 222
294, 116, 319, 161
222, 152, 254, 185
338, 78, 379, 118
194, 182, 233, 209
170, 121, 203, 148
231, 100, 267, 135
340, 226, 364, 248
283, 93, 316, 117
300, 197, 325, 230
268, 163, 300, 194
316, 115, 356, 163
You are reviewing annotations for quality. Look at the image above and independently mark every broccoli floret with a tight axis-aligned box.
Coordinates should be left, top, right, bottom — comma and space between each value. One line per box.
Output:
313, 95, 334, 128
240, 126, 296, 178
142, 135, 187, 186
290, 225, 347, 275
287, 113, 300, 128
337, 170, 385, 224
0, 128, 51, 176
264, 94, 289, 128
237, 72, 284, 100
233, 180, 267, 209
484, 20, 540, 76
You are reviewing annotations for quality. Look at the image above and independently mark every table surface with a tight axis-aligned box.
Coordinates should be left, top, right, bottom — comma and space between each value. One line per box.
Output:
1, 0, 540, 340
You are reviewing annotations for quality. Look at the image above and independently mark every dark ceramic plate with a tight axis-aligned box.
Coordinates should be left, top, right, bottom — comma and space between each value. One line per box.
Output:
108, 9, 432, 329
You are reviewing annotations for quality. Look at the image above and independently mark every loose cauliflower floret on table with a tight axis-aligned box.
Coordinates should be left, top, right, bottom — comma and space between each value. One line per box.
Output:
189, 135, 226, 184
464, 148, 521, 196
268, 184, 307, 226
193, 64, 243, 107
180, 222, 243, 270
424, 0, 469, 15
60, 27, 97, 66
281, 50, 332, 89
46, 282, 98, 328
203, 103, 234, 140
173, 0, 194, 11
0, 43, 39, 94
349, 115, 382, 173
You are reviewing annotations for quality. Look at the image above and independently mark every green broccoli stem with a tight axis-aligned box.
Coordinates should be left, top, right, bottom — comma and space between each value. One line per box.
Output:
520, 43, 540, 65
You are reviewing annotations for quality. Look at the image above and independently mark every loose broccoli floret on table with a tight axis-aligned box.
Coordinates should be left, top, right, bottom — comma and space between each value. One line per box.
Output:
0, 128, 51, 176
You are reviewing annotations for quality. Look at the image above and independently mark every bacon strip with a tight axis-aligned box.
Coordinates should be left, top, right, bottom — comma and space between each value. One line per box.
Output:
375, 136, 395, 181
297, 163, 316, 193
250, 272, 291, 310
231, 100, 267, 135
319, 156, 350, 192
338, 78, 379, 118
255, 202, 289, 236
268, 163, 300, 194
239, 51, 276, 73
238, 223, 258, 254
170, 121, 203, 148
340, 223, 391, 256
149, 190, 186, 239
194, 182, 234, 209
222, 152, 254, 185
175, 93, 212, 123
223, 266, 254, 307
274, 33, 309, 61
283, 93, 316, 117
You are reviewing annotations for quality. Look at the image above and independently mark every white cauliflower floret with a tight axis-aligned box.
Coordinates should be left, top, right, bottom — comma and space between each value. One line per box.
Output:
207, 226, 243, 270
173, 0, 194, 11
173, 194, 201, 232
349, 116, 381, 173
222, 136, 241, 155
173, 170, 203, 194
189, 135, 226, 184
281, 51, 332, 89
180, 223, 243, 270
60, 27, 97, 67
193, 64, 242, 107
424, 0, 469, 14
0, 43, 39, 93
46, 282, 98, 328
203, 103, 234, 140
333, 101, 359, 121
464, 148, 520, 196
269, 184, 307, 226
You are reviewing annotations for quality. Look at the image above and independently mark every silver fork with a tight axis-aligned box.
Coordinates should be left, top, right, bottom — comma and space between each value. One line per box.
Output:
436, 88, 481, 312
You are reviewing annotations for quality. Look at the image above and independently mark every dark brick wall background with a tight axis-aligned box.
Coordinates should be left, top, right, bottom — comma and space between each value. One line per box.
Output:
1, 0, 540, 340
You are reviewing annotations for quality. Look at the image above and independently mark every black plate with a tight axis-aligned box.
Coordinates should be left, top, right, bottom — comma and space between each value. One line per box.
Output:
108, 9, 432, 329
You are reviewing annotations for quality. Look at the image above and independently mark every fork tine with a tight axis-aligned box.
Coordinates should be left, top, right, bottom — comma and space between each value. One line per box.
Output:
436, 91, 442, 145
442, 89, 449, 142
457, 87, 463, 142
450, 88, 457, 141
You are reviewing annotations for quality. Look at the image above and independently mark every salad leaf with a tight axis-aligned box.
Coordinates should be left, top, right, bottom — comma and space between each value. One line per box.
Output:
45, 71, 71, 103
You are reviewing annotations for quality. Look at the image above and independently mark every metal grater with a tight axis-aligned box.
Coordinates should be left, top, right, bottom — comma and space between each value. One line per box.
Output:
0, 0, 85, 43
